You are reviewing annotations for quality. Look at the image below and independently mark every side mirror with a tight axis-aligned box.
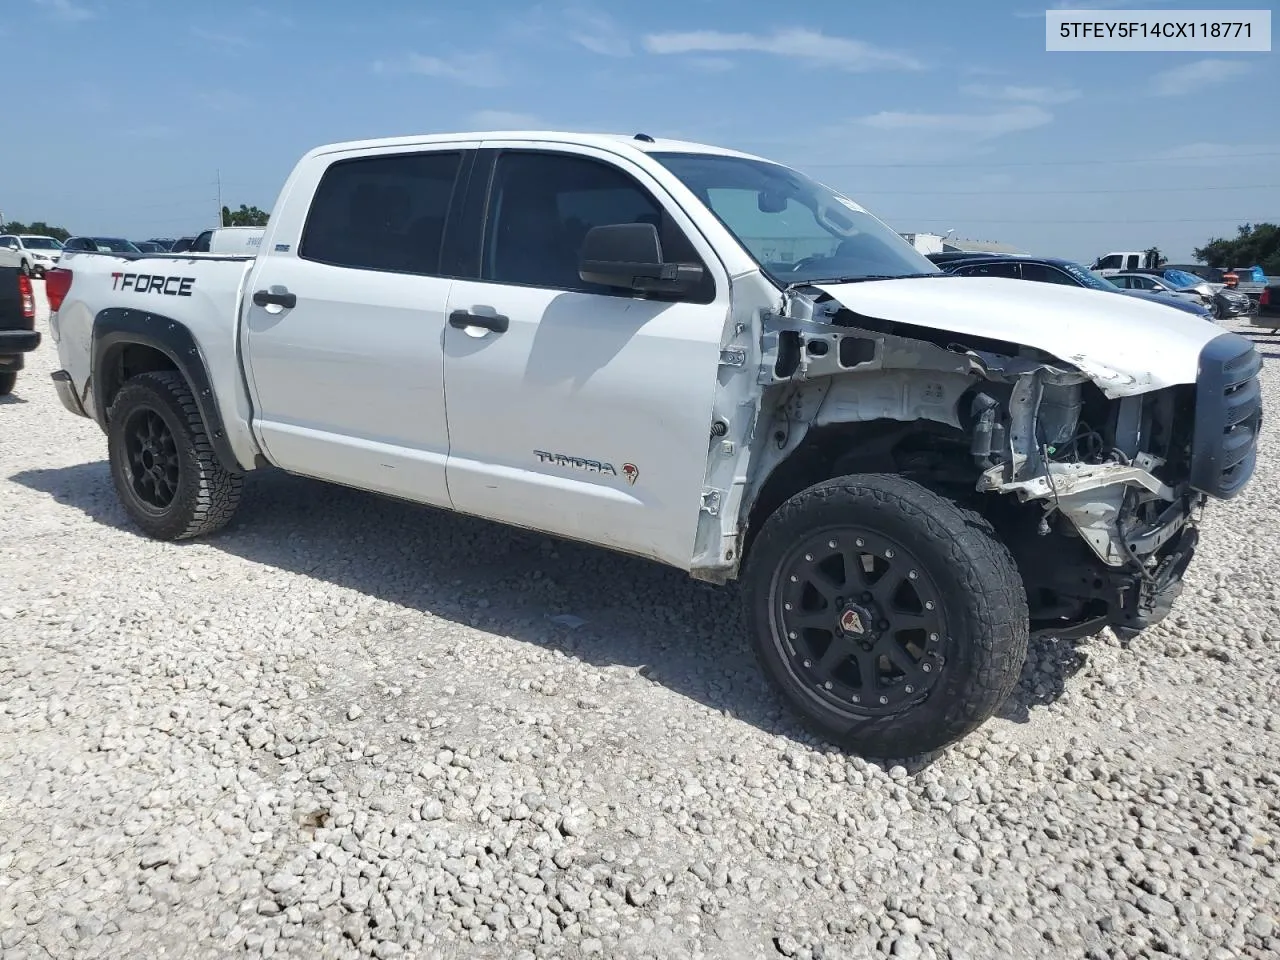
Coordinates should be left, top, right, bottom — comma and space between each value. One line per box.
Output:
578, 222, 704, 294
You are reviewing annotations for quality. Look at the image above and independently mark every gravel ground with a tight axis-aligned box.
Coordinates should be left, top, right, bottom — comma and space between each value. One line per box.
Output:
2, 286, 1279, 960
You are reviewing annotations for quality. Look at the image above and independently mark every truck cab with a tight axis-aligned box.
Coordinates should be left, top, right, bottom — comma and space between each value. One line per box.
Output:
1090, 251, 1146, 276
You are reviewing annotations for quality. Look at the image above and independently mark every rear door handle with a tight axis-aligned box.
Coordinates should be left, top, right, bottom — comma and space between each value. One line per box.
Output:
252, 289, 297, 309
449, 310, 508, 334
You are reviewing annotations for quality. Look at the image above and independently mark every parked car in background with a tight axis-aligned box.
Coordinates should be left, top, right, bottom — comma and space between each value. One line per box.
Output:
1155, 268, 1221, 301
0, 256, 41, 395
147, 238, 177, 251
927, 253, 1216, 320
132, 241, 170, 253
1106, 271, 1210, 308
1252, 283, 1279, 332
62, 236, 143, 255
169, 236, 196, 253
1216, 286, 1259, 321
0, 234, 64, 276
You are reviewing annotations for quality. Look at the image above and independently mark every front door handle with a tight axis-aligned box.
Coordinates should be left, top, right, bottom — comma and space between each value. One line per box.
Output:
449, 309, 509, 334
252, 289, 297, 309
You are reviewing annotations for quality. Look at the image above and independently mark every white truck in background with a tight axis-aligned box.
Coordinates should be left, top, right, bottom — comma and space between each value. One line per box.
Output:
190, 226, 265, 255
44, 130, 1262, 758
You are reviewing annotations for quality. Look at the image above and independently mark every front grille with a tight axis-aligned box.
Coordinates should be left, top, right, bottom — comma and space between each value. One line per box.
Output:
1189, 332, 1263, 499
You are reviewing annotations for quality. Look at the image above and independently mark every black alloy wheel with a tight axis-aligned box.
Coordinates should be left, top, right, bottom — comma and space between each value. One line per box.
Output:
771, 528, 947, 716
121, 407, 181, 510
744, 473, 1029, 758
106, 371, 244, 540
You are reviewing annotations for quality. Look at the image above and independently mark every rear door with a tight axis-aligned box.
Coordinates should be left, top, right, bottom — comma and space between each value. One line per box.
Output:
439, 144, 731, 568
241, 143, 475, 507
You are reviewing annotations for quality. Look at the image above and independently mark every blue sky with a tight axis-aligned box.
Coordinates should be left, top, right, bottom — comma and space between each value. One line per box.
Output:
2, 0, 1276, 262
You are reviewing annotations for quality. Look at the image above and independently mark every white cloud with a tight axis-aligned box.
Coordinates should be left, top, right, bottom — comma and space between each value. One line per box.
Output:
565, 8, 630, 57
962, 83, 1080, 105
373, 53, 507, 88
1148, 141, 1280, 166
687, 57, 735, 74
859, 105, 1053, 139
1149, 58, 1253, 97
191, 27, 252, 52
32, 0, 93, 23
199, 90, 250, 114
122, 125, 177, 141
642, 28, 923, 71
469, 110, 541, 128
1013, 0, 1131, 17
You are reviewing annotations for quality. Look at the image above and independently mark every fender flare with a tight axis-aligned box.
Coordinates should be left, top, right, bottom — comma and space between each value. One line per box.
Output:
91, 308, 243, 473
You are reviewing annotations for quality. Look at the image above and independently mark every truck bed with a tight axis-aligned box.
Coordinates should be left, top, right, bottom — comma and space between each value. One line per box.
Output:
50, 251, 261, 466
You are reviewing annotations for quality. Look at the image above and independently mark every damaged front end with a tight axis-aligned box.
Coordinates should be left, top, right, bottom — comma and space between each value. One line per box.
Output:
744, 285, 1263, 639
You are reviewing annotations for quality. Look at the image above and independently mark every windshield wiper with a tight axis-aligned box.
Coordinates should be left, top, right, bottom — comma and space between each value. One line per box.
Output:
805, 272, 946, 284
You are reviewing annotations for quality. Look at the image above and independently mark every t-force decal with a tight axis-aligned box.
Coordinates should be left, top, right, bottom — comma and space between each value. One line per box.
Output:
110, 272, 195, 296
534, 450, 638, 484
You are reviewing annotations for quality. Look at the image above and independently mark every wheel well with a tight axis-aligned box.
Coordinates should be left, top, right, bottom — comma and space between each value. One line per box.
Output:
741, 418, 979, 561
101, 343, 179, 420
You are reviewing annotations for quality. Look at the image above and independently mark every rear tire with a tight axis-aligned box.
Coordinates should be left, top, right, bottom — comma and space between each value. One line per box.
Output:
0, 371, 15, 396
743, 473, 1029, 758
107, 371, 243, 540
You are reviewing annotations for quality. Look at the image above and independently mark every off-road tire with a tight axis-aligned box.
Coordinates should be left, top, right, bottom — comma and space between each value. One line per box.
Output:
743, 473, 1029, 758
0, 371, 15, 396
107, 370, 243, 540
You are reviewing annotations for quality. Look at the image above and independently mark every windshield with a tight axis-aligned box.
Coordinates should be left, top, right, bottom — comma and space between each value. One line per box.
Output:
1163, 268, 1204, 288
94, 238, 141, 253
20, 236, 62, 250
651, 152, 940, 285
1058, 262, 1119, 291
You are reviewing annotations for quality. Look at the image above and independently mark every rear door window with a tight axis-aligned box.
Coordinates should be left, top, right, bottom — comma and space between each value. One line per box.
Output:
300, 150, 464, 276
955, 260, 1021, 279
1020, 263, 1078, 285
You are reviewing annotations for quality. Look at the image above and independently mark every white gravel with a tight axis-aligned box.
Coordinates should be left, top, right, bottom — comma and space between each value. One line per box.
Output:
2, 287, 1278, 960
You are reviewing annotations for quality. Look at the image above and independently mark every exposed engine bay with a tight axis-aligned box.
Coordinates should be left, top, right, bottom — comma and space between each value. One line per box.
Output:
741, 285, 1262, 639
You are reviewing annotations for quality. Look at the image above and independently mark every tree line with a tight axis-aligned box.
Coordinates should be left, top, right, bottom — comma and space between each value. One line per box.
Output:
0, 202, 269, 240
0, 220, 71, 241
1194, 223, 1280, 275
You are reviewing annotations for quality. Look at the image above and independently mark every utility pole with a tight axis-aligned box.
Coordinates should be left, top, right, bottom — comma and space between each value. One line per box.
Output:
215, 170, 222, 227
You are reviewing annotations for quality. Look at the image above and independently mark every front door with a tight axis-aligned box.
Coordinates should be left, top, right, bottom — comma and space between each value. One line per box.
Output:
441, 145, 730, 569
242, 145, 473, 507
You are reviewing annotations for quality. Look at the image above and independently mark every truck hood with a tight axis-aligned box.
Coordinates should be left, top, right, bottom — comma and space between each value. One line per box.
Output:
813, 275, 1221, 398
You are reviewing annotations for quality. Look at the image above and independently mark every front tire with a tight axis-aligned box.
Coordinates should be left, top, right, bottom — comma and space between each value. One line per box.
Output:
107, 371, 243, 540
19, 260, 31, 277
743, 474, 1029, 758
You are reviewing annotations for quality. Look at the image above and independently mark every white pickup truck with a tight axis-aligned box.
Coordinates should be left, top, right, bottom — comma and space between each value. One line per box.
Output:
45, 130, 1262, 757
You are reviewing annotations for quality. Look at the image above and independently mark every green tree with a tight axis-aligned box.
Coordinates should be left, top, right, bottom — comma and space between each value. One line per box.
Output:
1194, 222, 1280, 275
0, 220, 71, 241
221, 204, 269, 227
